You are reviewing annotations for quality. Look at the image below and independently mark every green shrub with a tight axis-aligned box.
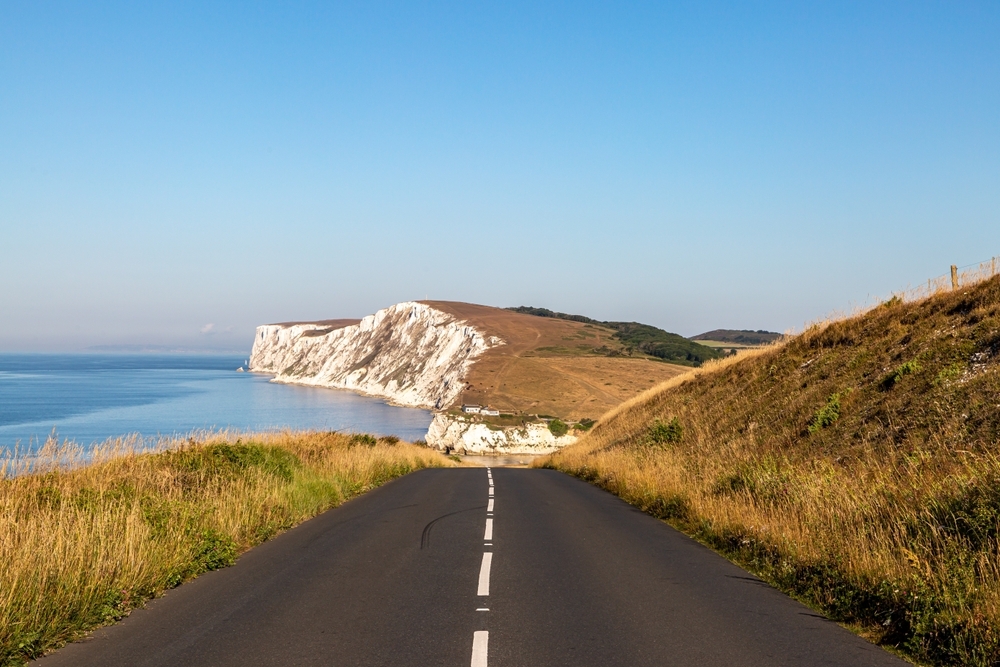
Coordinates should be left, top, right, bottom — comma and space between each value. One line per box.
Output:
880, 360, 921, 390
574, 418, 596, 431
934, 362, 965, 386
192, 529, 238, 572
808, 393, 844, 434
648, 417, 683, 445
349, 434, 377, 447
548, 419, 569, 437
377, 435, 400, 445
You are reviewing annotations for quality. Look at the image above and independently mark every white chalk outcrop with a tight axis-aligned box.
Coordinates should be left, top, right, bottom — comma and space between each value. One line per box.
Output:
425, 414, 577, 455
250, 300, 580, 454
249, 302, 499, 410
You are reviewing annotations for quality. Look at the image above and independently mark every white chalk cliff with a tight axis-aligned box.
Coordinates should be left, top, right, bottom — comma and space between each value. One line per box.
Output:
424, 414, 577, 455
250, 300, 580, 453
249, 301, 499, 410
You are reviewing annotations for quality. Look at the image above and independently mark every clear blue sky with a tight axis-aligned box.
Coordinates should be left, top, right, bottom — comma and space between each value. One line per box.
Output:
2, 1, 998, 352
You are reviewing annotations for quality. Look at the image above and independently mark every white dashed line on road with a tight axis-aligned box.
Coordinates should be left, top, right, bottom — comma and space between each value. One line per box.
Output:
472, 470, 494, 666
477, 552, 493, 596
471, 630, 489, 667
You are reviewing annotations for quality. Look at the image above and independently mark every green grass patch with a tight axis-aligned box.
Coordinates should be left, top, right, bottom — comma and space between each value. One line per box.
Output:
648, 417, 683, 445
808, 392, 847, 434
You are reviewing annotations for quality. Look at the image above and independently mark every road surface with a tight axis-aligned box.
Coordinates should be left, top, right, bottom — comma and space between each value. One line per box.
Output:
38, 467, 909, 666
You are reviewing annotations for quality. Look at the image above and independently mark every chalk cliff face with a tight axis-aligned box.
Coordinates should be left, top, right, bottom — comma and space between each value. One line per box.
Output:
250, 300, 583, 454
249, 302, 501, 410
425, 414, 577, 455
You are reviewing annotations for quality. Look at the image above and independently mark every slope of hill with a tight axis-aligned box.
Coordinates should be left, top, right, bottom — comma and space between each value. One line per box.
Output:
426, 301, 689, 420
690, 329, 782, 345
544, 275, 1000, 666
507, 306, 723, 366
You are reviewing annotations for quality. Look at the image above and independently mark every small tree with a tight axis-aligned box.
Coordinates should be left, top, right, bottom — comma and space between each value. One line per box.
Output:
548, 419, 569, 437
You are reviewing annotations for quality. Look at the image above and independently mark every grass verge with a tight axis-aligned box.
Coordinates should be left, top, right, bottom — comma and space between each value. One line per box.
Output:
0, 431, 448, 666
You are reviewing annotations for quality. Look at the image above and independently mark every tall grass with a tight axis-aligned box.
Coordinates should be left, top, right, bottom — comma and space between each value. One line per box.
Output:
542, 274, 1000, 666
0, 431, 448, 666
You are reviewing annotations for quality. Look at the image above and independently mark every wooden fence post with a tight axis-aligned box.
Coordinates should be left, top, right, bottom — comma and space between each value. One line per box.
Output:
951, 265, 959, 290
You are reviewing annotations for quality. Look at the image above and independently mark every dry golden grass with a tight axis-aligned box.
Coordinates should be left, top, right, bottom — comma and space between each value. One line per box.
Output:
542, 273, 1000, 666
0, 431, 449, 666
422, 300, 689, 419
474, 355, 689, 420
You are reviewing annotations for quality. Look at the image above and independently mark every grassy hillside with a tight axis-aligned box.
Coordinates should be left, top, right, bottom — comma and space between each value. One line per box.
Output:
421, 301, 689, 420
543, 275, 1000, 666
691, 329, 782, 345
507, 306, 724, 366
0, 432, 448, 666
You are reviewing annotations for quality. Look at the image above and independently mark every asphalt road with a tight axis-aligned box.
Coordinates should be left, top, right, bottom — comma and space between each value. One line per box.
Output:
38, 467, 909, 667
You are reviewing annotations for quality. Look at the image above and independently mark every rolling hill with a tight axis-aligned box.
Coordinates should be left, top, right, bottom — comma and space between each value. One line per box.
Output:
421, 301, 692, 420
544, 274, 1000, 666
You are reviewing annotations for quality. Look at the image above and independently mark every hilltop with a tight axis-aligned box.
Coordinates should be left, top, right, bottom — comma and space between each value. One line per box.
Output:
505, 306, 723, 366
544, 274, 1000, 665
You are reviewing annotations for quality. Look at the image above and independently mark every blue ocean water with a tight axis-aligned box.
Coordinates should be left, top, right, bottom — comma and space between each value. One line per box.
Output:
0, 354, 433, 452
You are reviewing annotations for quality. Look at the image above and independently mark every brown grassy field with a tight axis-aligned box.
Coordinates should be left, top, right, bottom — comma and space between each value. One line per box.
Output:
422, 301, 687, 419
477, 355, 688, 420
541, 273, 1000, 666
0, 432, 449, 666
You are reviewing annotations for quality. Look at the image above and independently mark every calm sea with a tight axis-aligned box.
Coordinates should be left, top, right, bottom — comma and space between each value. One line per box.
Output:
0, 354, 433, 452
